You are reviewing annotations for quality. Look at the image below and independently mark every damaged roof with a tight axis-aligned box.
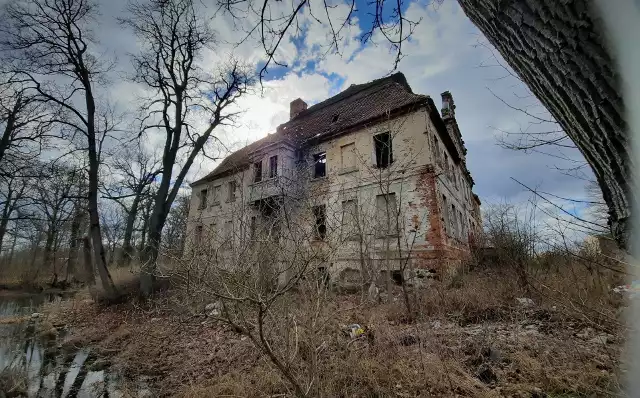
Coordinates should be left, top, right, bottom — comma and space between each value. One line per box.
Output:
192, 72, 437, 186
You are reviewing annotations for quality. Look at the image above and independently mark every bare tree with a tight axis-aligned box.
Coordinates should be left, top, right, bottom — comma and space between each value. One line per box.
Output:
0, 74, 52, 170
121, 0, 253, 294
103, 146, 160, 266
31, 164, 79, 284
0, 0, 117, 294
162, 192, 190, 258
215, 0, 630, 250
0, 162, 31, 254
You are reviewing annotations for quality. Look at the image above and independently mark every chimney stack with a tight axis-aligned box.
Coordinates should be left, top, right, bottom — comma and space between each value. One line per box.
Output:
290, 98, 307, 120
440, 91, 455, 119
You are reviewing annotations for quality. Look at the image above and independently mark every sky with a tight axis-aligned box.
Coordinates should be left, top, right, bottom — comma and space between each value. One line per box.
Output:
50, 0, 602, 228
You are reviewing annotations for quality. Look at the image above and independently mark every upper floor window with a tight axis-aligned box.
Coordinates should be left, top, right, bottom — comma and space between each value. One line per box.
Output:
269, 155, 278, 178
374, 132, 393, 168
213, 185, 221, 204
314, 152, 326, 178
254, 161, 262, 183
341, 143, 356, 171
432, 135, 440, 163
198, 188, 208, 209
227, 181, 236, 202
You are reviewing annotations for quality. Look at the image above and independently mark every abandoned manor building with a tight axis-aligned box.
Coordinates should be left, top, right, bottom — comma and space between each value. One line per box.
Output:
187, 72, 482, 280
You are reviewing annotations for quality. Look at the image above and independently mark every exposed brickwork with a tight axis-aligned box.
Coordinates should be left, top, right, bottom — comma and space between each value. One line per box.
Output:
414, 165, 470, 274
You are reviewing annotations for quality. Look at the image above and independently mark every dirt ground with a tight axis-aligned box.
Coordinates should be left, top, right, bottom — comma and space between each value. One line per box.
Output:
48, 286, 624, 398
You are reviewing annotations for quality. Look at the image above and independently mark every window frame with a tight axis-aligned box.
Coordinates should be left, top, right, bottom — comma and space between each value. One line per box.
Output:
269, 155, 278, 179
313, 152, 327, 178
254, 160, 263, 183
373, 132, 393, 168
198, 188, 208, 209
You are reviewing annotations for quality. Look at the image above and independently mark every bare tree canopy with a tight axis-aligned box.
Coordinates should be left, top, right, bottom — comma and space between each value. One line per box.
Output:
120, 0, 254, 294
0, 0, 117, 294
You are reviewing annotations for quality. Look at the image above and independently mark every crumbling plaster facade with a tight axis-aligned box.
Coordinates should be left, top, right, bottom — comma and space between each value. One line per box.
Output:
187, 74, 481, 280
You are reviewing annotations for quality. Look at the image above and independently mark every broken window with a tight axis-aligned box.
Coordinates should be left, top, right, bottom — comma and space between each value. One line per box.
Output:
199, 188, 208, 209
341, 143, 356, 171
254, 161, 262, 183
391, 270, 403, 285
313, 205, 327, 240
269, 155, 278, 178
227, 181, 236, 202
442, 194, 449, 234
374, 132, 393, 168
376, 193, 398, 235
195, 225, 203, 245
432, 135, 440, 163
313, 152, 326, 178
342, 199, 358, 239
213, 185, 221, 204
451, 204, 458, 238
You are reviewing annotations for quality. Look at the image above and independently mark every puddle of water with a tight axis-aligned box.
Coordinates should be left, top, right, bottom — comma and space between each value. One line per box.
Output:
0, 292, 147, 397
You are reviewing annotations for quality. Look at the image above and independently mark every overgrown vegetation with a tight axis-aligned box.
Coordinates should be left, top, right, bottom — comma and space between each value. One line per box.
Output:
44, 198, 628, 397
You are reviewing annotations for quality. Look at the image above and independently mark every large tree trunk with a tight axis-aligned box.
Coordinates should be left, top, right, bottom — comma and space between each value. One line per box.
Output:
42, 224, 56, 283
140, 202, 169, 295
83, 73, 116, 296
457, 0, 631, 249
120, 195, 141, 266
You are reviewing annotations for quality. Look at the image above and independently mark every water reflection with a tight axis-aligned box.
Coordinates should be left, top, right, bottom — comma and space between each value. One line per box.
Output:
0, 292, 134, 397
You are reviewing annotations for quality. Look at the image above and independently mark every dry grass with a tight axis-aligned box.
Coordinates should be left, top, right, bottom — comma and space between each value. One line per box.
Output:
46, 261, 624, 397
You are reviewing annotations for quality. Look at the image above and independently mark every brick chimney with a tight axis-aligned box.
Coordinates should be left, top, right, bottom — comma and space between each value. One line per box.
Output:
290, 98, 307, 120
440, 91, 455, 119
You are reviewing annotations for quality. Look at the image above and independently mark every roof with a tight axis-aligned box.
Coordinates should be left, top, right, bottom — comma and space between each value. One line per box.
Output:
191, 72, 431, 186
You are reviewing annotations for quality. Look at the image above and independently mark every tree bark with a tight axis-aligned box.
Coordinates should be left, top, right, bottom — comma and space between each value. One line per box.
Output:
120, 194, 141, 266
457, 0, 631, 249
82, 236, 96, 286
83, 73, 116, 296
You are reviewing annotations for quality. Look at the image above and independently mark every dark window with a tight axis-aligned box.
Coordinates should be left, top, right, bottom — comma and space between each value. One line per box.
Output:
199, 189, 208, 209
313, 205, 327, 240
228, 181, 236, 201
391, 270, 403, 285
269, 155, 278, 178
254, 161, 262, 183
374, 132, 393, 168
442, 194, 449, 234
314, 152, 326, 178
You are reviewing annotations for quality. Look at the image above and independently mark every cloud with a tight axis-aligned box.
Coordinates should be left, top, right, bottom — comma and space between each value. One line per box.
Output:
44, 0, 597, 230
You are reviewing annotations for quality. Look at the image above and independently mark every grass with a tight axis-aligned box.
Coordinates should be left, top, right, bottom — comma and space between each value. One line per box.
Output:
44, 257, 624, 397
